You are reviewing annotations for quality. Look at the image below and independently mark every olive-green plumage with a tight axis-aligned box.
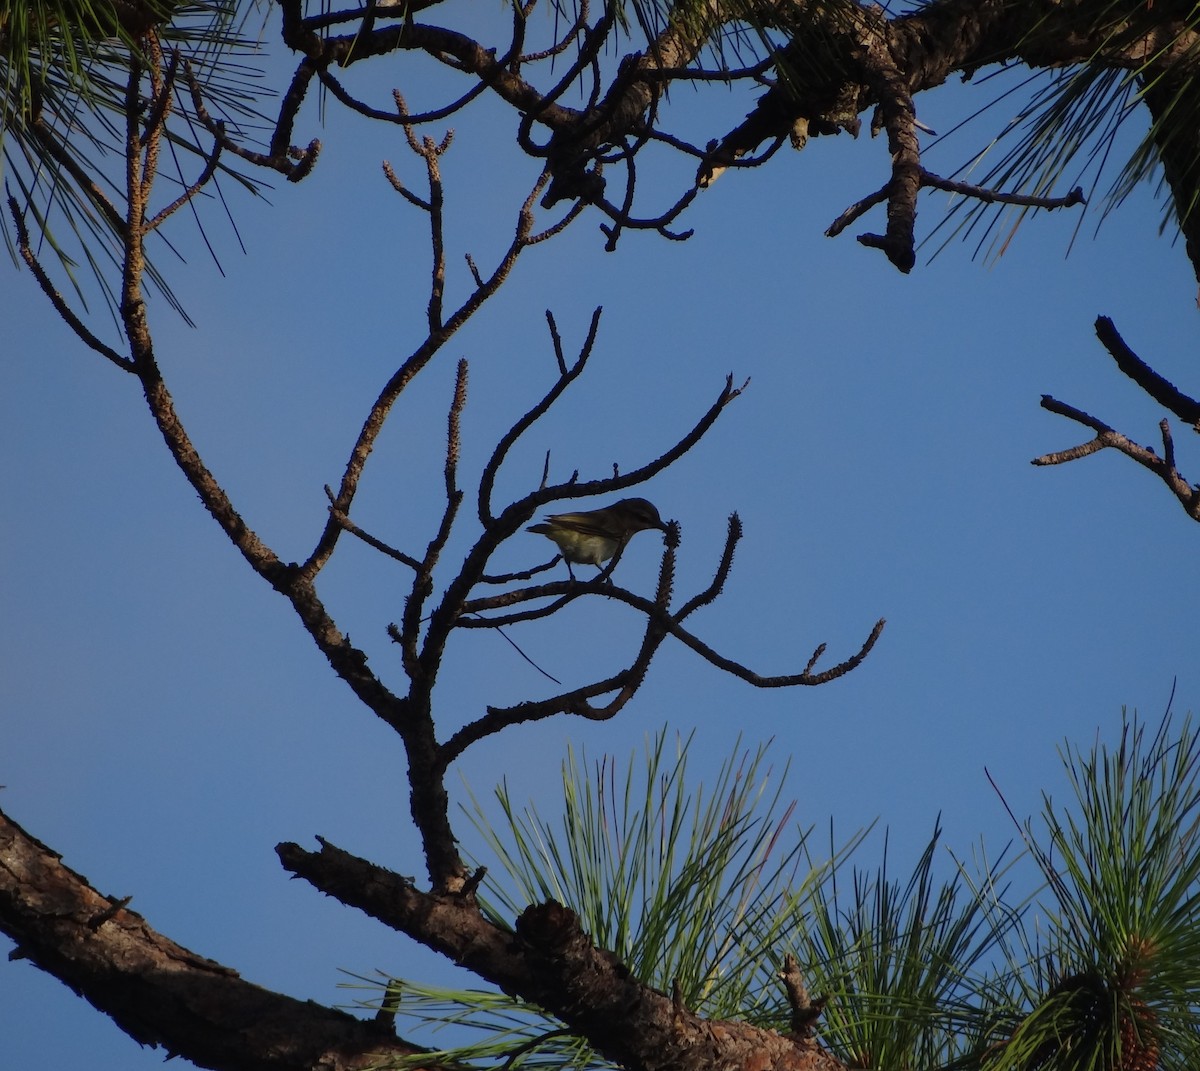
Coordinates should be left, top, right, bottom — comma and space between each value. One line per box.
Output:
528, 498, 667, 578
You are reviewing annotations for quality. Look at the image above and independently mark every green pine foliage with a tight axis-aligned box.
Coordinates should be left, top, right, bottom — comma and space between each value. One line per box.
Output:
345, 710, 1200, 1071
1, 0, 267, 318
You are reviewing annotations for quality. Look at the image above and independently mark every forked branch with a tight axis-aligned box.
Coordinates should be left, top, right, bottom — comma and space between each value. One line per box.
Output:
1034, 398, 1200, 522
1033, 317, 1200, 523
444, 513, 885, 762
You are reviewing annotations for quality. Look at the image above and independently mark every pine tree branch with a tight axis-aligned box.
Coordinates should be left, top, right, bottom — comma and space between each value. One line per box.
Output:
1094, 316, 1200, 425
276, 839, 851, 1071
0, 807, 429, 1071
1033, 396, 1200, 522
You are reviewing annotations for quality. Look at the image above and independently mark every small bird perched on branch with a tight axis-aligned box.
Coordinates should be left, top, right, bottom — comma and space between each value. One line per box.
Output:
528, 497, 667, 579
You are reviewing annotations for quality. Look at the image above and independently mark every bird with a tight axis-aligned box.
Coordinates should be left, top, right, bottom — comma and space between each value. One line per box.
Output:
527, 497, 668, 579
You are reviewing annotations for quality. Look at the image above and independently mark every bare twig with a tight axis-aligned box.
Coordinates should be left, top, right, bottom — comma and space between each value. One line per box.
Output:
1034, 396, 1200, 521
921, 171, 1085, 211
444, 511, 882, 761
300, 154, 564, 580
323, 486, 421, 569
478, 307, 602, 526
395, 362, 470, 667
144, 135, 223, 233
829, 170, 1083, 240
183, 57, 320, 181
8, 197, 135, 371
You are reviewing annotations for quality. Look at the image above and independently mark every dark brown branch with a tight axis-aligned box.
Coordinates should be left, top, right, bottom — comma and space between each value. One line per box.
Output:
478, 307, 602, 527
396, 362, 470, 668
480, 557, 563, 584
299, 155, 558, 580
138, 42, 179, 152
596, 159, 699, 250
277, 839, 850, 1071
258, 0, 1200, 264
323, 486, 422, 569
519, 0, 587, 64
445, 517, 882, 760
527, 197, 590, 244
853, 18, 922, 273
1094, 315, 1200, 425
463, 576, 886, 689
441, 536, 681, 763
424, 372, 747, 693
826, 185, 890, 238
311, 18, 583, 133
382, 157, 432, 211
8, 197, 135, 371
920, 171, 1085, 210
109, 57, 416, 765
780, 954, 826, 1039
829, 170, 1083, 242
313, 0, 532, 128
144, 131, 223, 233
0, 808, 427, 1071
290, 0, 443, 34
26, 115, 127, 237
183, 57, 320, 181
675, 511, 743, 622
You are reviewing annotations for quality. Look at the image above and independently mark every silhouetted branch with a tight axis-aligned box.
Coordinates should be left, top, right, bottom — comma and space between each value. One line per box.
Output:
315, 0, 530, 125
395, 362, 470, 663
675, 512, 742, 622
144, 134, 223, 233
444, 513, 882, 760
462, 570, 885, 683
519, 0, 588, 63
921, 172, 1086, 211
1033, 396, 1200, 522
828, 170, 1085, 239
183, 56, 320, 181
478, 307, 602, 527
1094, 316, 1200, 426
1033, 315, 1200, 522
854, 22, 922, 273
324, 487, 422, 568
301, 142, 562, 578
8, 196, 134, 371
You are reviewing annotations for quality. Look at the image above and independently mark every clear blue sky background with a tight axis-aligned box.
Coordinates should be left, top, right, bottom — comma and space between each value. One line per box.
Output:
3, 5, 1199, 1067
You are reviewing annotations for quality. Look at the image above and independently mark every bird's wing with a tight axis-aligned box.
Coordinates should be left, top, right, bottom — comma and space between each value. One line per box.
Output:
543, 512, 613, 537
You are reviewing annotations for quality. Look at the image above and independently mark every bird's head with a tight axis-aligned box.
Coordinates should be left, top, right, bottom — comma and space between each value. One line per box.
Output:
610, 497, 668, 535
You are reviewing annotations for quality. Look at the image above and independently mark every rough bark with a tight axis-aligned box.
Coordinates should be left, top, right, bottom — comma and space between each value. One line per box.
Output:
0, 808, 426, 1071
276, 838, 850, 1071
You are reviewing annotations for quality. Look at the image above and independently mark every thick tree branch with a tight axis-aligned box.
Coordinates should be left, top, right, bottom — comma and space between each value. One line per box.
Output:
0, 808, 427, 1071
853, 16, 923, 272
277, 838, 850, 1071
1142, 72, 1200, 286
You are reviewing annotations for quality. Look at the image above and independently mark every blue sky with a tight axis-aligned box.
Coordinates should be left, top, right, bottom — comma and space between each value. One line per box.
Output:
3, 8, 1200, 1067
